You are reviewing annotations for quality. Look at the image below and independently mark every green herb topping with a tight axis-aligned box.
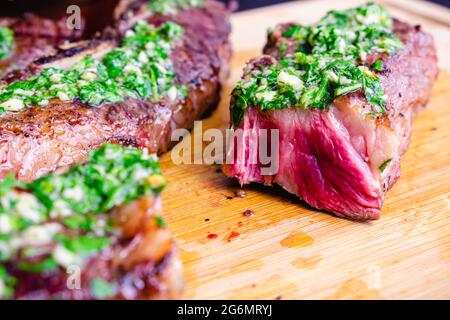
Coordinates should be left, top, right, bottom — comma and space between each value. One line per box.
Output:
379, 158, 392, 172
232, 3, 403, 124
0, 265, 16, 298
0, 21, 186, 115
148, 0, 204, 15
0, 144, 166, 298
0, 27, 14, 60
90, 278, 118, 299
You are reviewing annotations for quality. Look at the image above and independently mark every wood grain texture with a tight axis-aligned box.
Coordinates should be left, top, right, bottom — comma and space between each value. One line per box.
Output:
159, 0, 450, 299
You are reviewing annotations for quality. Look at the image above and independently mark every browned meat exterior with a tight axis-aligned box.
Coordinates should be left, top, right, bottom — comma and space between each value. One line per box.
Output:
0, 1, 231, 182
7, 196, 183, 300
224, 19, 438, 220
0, 13, 84, 76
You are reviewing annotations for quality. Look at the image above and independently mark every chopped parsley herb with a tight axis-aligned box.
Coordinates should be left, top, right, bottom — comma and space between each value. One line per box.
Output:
56, 235, 111, 255
17, 257, 58, 273
62, 215, 95, 231
90, 278, 117, 299
148, 0, 204, 15
232, 3, 403, 125
0, 27, 14, 60
155, 216, 166, 228
371, 60, 384, 72
0, 144, 167, 297
0, 21, 185, 115
379, 158, 392, 172
0, 265, 16, 298
279, 43, 288, 54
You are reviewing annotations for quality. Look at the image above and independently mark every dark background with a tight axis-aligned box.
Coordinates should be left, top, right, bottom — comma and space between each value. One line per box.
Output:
230, 0, 449, 11
1, 0, 448, 12
0, 0, 448, 36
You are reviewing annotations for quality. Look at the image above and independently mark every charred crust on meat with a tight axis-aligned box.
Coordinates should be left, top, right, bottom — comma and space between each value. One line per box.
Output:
110, 135, 139, 147
34, 39, 117, 67
0, 1, 231, 182
5, 13, 84, 40
0, 14, 85, 76
119, 0, 147, 21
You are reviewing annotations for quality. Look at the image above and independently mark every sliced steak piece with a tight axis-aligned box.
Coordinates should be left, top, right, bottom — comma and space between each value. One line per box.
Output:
0, 144, 183, 300
0, 13, 84, 76
0, 0, 231, 183
223, 7, 438, 220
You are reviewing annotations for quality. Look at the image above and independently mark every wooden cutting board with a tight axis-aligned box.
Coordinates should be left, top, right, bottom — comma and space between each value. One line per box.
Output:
159, 0, 450, 299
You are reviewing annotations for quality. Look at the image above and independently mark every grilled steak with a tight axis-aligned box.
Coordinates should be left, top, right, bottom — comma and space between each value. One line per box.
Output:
223, 4, 438, 220
0, 0, 231, 182
0, 13, 84, 76
0, 144, 183, 300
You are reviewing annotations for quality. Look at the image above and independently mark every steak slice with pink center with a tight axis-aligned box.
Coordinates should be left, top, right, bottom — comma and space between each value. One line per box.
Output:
224, 6, 438, 220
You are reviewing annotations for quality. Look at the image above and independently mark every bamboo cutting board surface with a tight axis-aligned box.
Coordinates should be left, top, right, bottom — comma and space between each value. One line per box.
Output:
159, 0, 450, 299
